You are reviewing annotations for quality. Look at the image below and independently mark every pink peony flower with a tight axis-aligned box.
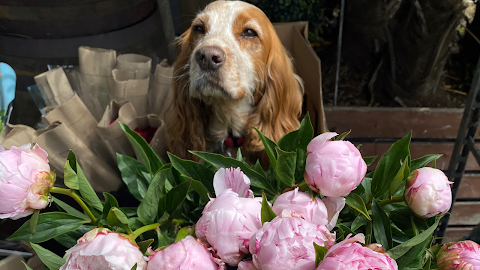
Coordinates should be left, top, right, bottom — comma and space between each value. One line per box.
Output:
213, 167, 253, 198
316, 234, 398, 270
437, 240, 480, 270
60, 228, 147, 270
196, 189, 262, 266
272, 188, 345, 230
304, 132, 367, 197
147, 236, 221, 270
249, 211, 336, 270
404, 167, 452, 218
238, 261, 258, 270
0, 144, 54, 220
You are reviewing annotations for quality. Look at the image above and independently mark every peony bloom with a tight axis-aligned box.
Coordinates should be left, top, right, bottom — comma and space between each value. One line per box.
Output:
437, 240, 480, 270
404, 167, 452, 218
0, 144, 54, 220
147, 235, 220, 270
60, 228, 147, 270
238, 261, 258, 270
316, 234, 398, 270
249, 211, 336, 270
196, 189, 262, 266
304, 132, 367, 197
272, 188, 345, 230
213, 167, 253, 198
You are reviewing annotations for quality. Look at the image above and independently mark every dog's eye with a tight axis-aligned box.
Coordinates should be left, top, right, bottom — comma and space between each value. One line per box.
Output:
242, 28, 258, 38
193, 25, 205, 34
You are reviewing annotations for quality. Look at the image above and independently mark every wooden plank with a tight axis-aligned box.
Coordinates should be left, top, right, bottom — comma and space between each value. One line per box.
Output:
325, 107, 470, 139
450, 202, 480, 225
358, 142, 480, 171
457, 174, 480, 199
443, 227, 474, 243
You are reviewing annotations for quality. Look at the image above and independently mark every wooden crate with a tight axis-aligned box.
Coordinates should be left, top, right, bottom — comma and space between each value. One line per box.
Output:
325, 106, 480, 243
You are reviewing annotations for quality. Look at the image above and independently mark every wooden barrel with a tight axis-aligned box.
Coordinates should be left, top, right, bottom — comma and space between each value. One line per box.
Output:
0, 0, 156, 38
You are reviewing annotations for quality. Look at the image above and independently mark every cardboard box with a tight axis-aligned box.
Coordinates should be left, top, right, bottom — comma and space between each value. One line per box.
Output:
273, 22, 326, 135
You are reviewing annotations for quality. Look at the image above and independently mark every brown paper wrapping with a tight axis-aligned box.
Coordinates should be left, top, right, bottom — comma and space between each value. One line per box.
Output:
97, 100, 138, 157
149, 59, 174, 121
116, 54, 152, 72
34, 67, 75, 107
111, 69, 150, 116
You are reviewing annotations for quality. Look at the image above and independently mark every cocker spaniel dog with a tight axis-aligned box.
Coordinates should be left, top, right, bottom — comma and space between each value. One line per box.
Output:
166, 0, 303, 162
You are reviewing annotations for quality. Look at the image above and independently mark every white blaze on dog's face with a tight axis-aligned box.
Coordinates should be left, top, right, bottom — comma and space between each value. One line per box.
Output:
187, 1, 270, 103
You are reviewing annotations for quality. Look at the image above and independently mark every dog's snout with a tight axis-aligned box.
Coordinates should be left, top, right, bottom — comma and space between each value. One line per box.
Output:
195, 46, 225, 70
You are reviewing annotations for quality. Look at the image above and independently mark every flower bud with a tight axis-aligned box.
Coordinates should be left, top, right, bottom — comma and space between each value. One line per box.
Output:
317, 234, 398, 270
404, 167, 452, 218
0, 144, 54, 220
147, 236, 221, 270
60, 228, 147, 270
272, 188, 345, 230
304, 132, 367, 197
249, 211, 336, 270
437, 240, 480, 270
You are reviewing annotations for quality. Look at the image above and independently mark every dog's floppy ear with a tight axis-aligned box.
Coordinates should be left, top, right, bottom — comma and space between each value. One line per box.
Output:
244, 28, 303, 153
166, 29, 208, 160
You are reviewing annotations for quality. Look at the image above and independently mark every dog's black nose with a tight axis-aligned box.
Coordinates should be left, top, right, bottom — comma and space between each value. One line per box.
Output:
195, 46, 225, 70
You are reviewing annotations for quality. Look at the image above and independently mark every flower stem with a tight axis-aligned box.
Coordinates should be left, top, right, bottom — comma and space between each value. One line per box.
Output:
131, 223, 160, 240
50, 187, 97, 223
379, 196, 405, 207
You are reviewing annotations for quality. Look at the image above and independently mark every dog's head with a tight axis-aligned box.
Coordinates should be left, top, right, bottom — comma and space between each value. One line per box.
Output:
167, 0, 303, 159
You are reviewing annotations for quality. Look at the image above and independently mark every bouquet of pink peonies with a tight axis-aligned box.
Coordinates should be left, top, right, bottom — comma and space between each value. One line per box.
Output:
2, 114, 477, 270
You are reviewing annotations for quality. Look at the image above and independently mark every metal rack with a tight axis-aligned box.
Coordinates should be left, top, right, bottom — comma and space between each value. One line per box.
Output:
435, 56, 480, 243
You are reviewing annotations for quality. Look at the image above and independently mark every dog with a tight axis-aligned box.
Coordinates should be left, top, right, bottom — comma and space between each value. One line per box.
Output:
166, 0, 303, 162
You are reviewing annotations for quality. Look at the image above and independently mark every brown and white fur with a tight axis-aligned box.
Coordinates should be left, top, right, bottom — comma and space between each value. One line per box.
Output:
166, 0, 303, 162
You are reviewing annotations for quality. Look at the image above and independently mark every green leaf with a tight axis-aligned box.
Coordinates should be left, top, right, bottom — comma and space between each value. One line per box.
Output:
30, 243, 65, 270
253, 127, 278, 168
372, 132, 412, 198
117, 153, 150, 201
22, 262, 33, 270
189, 179, 211, 205
119, 122, 164, 175
53, 197, 88, 219
236, 148, 243, 161
163, 180, 191, 217
314, 242, 329, 267
363, 156, 377, 166
278, 113, 314, 152
8, 212, 89, 243
351, 215, 369, 231
410, 154, 443, 171
261, 193, 276, 224
53, 225, 94, 248
107, 207, 130, 231
66, 151, 103, 211
345, 193, 371, 220
253, 160, 267, 178
137, 239, 154, 254
131, 263, 137, 270
396, 236, 432, 269
389, 157, 410, 196
103, 192, 119, 219
176, 227, 195, 242
275, 147, 296, 191
190, 151, 274, 193
64, 151, 79, 190
137, 169, 169, 224
168, 153, 214, 196
371, 200, 393, 250
157, 229, 175, 248
388, 216, 442, 260
294, 148, 307, 184
423, 256, 432, 270
30, 211, 39, 235
335, 130, 351, 141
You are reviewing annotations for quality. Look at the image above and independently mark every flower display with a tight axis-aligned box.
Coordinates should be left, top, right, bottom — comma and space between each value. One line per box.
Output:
249, 212, 336, 270
196, 189, 262, 266
404, 167, 452, 218
316, 234, 398, 270
437, 240, 480, 270
304, 132, 367, 197
0, 144, 54, 220
147, 235, 220, 270
271, 187, 345, 230
60, 228, 147, 270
